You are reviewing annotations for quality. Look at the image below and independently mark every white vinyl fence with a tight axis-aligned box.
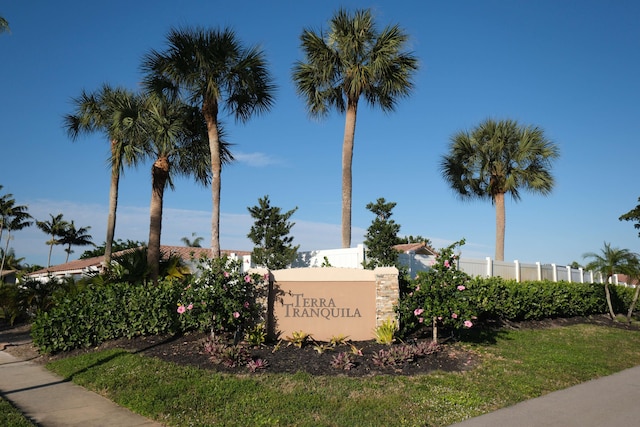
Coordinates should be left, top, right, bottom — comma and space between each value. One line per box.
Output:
292, 246, 619, 284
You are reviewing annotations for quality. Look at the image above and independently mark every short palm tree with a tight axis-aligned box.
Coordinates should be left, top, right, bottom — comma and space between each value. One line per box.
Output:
60, 221, 94, 263
36, 213, 69, 267
0, 199, 32, 276
135, 91, 233, 282
292, 8, 418, 248
181, 233, 204, 248
142, 27, 275, 258
583, 242, 639, 319
64, 84, 146, 266
440, 119, 560, 261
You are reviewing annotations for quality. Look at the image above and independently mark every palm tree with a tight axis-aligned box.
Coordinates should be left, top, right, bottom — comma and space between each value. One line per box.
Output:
135, 91, 233, 282
142, 27, 275, 258
619, 197, 640, 238
181, 233, 204, 248
60, 221, 94, 263
440, 119, 560, 261
583, 242, 639, 320
0, 199, 32, 276
36, 213, 69, 267
64, 84, 146, 266
292, 8, 418, 248
0, 17, 9, 34
621, 255, 640, 322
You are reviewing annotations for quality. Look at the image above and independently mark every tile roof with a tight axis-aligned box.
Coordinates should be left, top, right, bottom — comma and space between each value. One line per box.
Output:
28, 246, 251, 276
393, 242, 438, 255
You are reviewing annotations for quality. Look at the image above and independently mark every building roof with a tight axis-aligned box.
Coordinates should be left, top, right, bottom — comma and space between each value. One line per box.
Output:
393, 242, 438, 256
28, 246, 251, 277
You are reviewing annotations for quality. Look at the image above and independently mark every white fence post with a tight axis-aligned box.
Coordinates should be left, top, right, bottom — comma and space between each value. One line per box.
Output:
552, 263, 558, 282
579, 267, 584, 283
567, 265, 572, 283
486, 257, 493, 278
514, 260, 520, 282
536, 262, 542, 281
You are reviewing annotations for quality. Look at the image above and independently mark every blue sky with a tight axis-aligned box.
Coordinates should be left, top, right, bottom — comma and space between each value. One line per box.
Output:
1, 0, 639, 267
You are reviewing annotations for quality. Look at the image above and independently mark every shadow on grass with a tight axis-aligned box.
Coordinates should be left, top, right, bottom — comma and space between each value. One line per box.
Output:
54, 333, 185, 381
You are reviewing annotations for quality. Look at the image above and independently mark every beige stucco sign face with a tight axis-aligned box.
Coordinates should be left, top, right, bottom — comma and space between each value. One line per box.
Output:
273, 280, 376, 342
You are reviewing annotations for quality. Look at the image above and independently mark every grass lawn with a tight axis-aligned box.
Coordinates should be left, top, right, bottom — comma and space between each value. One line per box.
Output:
31, 323, 640, 427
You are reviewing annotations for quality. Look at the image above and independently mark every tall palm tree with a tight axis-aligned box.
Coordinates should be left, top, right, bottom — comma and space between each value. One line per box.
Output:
583, 242, 639, 320
64, 84, 146, 266
292, 8, 418, 248
0, 17, 9, 34
142, 27, 275, 258
60, 221, 94, 263
619, 197, 640, 238
36, 213, 69, 267
135, 91, 233, 282
440, 119, 560, 261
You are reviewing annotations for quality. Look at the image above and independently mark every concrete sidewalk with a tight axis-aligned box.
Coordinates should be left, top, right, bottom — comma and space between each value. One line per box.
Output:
448, 365, 640, 427
0, 350, 163, 427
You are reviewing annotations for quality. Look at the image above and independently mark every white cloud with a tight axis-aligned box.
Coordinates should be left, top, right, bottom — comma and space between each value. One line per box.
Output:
233, 151, 282, 167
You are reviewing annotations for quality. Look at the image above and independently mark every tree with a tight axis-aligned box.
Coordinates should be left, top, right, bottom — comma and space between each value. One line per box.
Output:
135, 92, 232, 282
247, 196, 299, 270
181, 233, 204, 248
60, 221, 94, 263
142, 27, 275, 258
621, 255, 640, 322
292, 8, 418, 248
0, 17, 9, 34
36, 213, 69, 267
440, 119, 559, 261
363, 198, 401, 269
80, 239, 145, 259
64, 85, 146, 266
0, 194, 32, 276
619, 197, 640, 238
397, 235, 432, 247
583, 242, 639, 320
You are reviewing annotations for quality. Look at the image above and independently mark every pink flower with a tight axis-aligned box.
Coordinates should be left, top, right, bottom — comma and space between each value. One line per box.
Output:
464, 320, 473, 328
177, 305, 186, 314
233, 311, 240, 319
223, 271, 230, 278
187, 304, 193, 310
243, 301, 250, 309
414, 308, 424, 316
415, 285, 420, 291
437, 316, 443, 321
457, 285, 466, 291
444, 260, 450, 268
418, 317, 424, 323
244, 275, 251, 283
451, 313, 458, 319
263, 273, 269, 281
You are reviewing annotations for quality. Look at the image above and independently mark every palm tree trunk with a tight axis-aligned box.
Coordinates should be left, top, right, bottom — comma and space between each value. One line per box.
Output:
604, 280, 616, 320
47, 238, 54, 268
626, 282, 640, 321
0, 232, 10, 276
104, 141, 120, 268
341, 100, 358, 248
148, 157, 169, 283
494, 192, 506, 261
204, 101, 222, 258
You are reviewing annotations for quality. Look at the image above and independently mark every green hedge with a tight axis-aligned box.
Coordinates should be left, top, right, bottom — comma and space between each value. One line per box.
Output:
32, 281, 180, 354
469, 277, 635, 322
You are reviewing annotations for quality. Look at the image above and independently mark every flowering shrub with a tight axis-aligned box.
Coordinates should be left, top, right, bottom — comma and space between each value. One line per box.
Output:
397, 240, 477, 339
176, 255, 266, 337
